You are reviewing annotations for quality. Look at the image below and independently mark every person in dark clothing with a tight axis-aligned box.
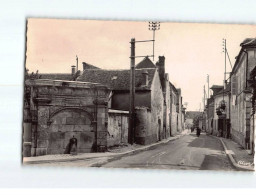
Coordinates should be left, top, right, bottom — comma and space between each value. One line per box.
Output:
69, 135, 78, 155
196, 127, 201, 137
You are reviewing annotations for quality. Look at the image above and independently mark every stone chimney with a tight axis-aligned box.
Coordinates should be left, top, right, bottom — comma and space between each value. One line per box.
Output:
71, 65, 76, 75
156, 56, 166, 91
142, 70, 149, 86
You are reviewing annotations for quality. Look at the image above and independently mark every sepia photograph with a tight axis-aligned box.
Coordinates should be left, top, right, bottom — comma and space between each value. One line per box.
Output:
22, 18, 255, 171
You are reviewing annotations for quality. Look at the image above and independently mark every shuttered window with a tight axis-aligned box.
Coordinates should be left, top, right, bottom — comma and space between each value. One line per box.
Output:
231, 75, 237, 95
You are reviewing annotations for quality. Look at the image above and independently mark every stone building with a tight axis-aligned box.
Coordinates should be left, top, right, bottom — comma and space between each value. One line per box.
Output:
77, 56, 164, 144
205, 95, 215, 134
212, 83, 231, 137
23, 79, 110, 157
248, 65, 256, 154
136, 56, 186, 137
230, 38, 256, 149
169, 82, 179, 135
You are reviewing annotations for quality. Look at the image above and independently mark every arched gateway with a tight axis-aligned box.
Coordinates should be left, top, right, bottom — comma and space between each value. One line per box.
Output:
23, 79, 109, 157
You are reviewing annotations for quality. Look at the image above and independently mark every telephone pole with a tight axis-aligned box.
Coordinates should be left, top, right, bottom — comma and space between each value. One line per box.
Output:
76, 55, 78, 71
222, 39, 227, 90
148, 22, 160, 61
203, 85, 206, 110
128, 22, 161, 144
128, 38, 136, 145
207, 74, 209, 99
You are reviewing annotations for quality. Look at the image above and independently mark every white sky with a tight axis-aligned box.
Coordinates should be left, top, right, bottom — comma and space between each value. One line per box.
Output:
26, 19, 256, 111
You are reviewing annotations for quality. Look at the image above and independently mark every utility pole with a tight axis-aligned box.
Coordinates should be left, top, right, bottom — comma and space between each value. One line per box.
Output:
148, 22, 160, 61
128, 38, 135, 145
207, 74, 209, 99
128, 22, 161, 144
204, 85, 205, 109
222, 39, 227, 91
76, 55, 78, 71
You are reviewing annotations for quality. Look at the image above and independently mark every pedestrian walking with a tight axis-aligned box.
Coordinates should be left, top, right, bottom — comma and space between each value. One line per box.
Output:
196, 127, 201, 137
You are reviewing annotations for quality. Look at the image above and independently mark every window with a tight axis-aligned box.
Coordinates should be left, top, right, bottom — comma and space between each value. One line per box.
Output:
231, 75, 237, 95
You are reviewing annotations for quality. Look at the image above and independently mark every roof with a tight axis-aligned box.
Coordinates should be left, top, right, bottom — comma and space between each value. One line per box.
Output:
215, 82, 231, 96
169, 81, 178, 93
232, 38, 256, 75
36, 73, 73, 81
185, 111, 202, 119
135, 57, 156, 69
77, 68, 156, 91
210, 85, 223, 89
240, 38, 256, 47
82, 62, 100, 70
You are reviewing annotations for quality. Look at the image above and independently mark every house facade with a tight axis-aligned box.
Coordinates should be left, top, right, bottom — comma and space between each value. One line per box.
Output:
205, 95, 215, 134
77, 57, 165, 145
230, 38, 256, 149
212, 84, 231, 137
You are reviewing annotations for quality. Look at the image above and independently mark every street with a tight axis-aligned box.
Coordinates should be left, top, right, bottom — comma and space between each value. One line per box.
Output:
36, 133, 235, 171
100, 133, 234, 170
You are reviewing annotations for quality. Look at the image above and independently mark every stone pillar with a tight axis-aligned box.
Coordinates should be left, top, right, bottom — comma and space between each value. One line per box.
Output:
23, 122, 32, 157
23, 86, 32, 157
94, 98, 108, 152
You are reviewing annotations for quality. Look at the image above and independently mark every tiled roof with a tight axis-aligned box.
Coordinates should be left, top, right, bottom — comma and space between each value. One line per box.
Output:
240, 38, 256, 47
210, 85, 223, 89
215, 82, 231, 96
169, 81, 178, 93
77, 68, 156, 90
82, 62, 100, 70
36, 73, 73, 81
135, 56, 156, 69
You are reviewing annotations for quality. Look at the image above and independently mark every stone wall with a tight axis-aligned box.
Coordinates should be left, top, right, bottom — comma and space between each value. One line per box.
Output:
230, 48, 256, 149
164, 76, 171, 138
170, 90, 178, 136
135, 107, 155, 145
107, 109, 129, 147
23, 79, 109, 156
151, 70, 164, 141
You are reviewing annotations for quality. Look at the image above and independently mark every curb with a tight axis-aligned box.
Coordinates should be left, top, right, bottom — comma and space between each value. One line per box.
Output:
24, 132, 189, 165
209, 135, 254, 171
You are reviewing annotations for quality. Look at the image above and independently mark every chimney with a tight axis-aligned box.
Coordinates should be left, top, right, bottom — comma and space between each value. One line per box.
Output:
156, 56, 166, 91
142, 70, 149, 86
71, 65, 76, 75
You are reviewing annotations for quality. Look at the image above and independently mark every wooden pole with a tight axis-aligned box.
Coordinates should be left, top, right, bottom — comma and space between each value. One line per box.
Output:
129, 38, 135, 144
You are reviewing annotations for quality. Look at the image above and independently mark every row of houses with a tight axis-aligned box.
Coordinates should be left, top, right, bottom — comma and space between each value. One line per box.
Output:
204, 38, 256, 155
23, 56, 186, 157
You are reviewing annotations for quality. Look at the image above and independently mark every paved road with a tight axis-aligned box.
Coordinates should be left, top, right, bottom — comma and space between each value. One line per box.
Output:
34, 133, 235, 171
99, 133, 235, 171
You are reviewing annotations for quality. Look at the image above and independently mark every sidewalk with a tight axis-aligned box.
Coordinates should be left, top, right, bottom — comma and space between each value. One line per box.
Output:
23, 129, 190, 165
220, 138, 254, 171
209, 134, 255, 171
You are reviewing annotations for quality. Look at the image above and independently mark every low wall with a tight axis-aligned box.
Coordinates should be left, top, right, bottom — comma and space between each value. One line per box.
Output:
107, 109, 129, 147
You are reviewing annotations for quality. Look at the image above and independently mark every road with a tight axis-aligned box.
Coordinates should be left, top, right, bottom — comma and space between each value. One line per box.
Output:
35, 133, 235, 171
100, 133, 235, 170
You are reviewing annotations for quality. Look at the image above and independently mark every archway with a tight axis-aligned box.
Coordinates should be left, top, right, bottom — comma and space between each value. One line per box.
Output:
47, 108, 95, 154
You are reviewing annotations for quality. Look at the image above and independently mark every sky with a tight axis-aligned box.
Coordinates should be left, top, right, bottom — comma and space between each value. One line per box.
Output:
26, 18, 256, 111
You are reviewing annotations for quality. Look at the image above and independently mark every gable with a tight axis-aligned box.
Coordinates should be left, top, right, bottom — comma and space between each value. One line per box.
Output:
135, 56, 156, 69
